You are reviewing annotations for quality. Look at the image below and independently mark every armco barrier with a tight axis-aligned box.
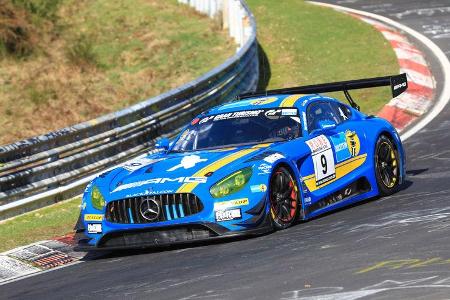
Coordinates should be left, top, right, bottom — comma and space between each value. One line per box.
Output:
0, 0, 259, 220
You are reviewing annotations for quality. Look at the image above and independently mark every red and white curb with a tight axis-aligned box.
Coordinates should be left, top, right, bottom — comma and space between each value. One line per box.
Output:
352, 14, 436, 132
0, 234, 83, 284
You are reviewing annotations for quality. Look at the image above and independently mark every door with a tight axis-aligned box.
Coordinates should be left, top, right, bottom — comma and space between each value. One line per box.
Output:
301, 100, 368, 213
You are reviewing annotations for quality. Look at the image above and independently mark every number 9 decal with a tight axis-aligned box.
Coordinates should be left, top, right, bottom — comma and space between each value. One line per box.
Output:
321, 154, 327, 174
306, 135, 336, 186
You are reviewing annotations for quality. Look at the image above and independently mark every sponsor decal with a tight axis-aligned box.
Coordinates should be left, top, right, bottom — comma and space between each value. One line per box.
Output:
330, 132, 351, 162
199, 110, 264, 124
125, 189, 174, 198
191, 118, 200, 125
306, 135, 330, 154
282, 108, 297, 116
113, 177, 207, 192
263, 153, 285, 163
167, 155, 207, 171
215, 208, 242, 222
214, 198, 249, 211
304, 196, 312, 205
345, 130, 361, 157
250, 97, 278, 105
258, 163, 272, 174
264, 109, 282, 117
393, 81, 407, 91
84, 214, 103, 222
250, 184, 267, 193
87, 223, 102, 234
122, 157, 162, 172
306, 135, 336, 186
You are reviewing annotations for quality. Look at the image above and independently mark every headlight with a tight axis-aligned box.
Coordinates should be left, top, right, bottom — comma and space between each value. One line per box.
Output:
91, 186, 106, 210
210, 167, 252, 198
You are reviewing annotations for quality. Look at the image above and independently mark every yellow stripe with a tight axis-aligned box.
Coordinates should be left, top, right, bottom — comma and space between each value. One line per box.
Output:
304, 154, 367, 192
280, 94, 304, 107
177, 144, 268, 193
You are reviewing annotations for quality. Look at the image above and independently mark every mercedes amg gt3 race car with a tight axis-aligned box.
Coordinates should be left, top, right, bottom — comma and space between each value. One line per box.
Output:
75, 74, 408, 251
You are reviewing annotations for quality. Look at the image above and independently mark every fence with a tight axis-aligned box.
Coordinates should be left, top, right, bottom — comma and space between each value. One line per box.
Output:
0, 0, 259, 220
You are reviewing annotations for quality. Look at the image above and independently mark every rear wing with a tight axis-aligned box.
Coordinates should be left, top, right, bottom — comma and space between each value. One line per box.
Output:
238, 73, 408, 111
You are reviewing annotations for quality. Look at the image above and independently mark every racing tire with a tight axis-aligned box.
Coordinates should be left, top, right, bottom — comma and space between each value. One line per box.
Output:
269, 166, 300, 230
374, 135, 401, 196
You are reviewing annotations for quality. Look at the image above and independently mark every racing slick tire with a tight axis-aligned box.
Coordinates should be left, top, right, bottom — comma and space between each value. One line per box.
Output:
269, 166, 300, 230
374, 135, 401, 196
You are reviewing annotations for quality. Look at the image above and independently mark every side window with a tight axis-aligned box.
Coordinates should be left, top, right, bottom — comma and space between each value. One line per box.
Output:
306, 101, 340, 133
330, 102, 352, 123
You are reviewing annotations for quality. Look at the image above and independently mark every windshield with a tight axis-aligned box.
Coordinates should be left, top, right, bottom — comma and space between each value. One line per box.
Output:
171, 108, 302, 152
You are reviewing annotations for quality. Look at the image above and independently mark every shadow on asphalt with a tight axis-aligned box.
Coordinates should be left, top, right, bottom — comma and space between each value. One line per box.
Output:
406, 168, 428, 176
79, 231, 274, 261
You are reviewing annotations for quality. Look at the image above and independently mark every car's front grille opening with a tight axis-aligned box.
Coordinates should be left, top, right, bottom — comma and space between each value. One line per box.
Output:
105, 193, 203, 224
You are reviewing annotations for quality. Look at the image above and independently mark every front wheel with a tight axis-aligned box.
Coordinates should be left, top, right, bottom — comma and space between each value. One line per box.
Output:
269, 166, 300, 230
375, 135, 401, 196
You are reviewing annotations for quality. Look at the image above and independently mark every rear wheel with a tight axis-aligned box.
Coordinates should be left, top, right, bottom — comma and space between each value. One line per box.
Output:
375, 135, 401, 196
269, 166, 300, 230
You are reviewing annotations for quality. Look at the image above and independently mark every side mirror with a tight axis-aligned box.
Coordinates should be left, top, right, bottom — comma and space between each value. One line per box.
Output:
318, 120, 336, 131
155, 137, 170, 150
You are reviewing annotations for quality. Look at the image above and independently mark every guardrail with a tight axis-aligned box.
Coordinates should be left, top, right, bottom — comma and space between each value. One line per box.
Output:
0, 0, 259, 220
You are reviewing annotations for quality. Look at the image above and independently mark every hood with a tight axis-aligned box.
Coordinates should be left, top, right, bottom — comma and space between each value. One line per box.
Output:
104, 144, 273, 199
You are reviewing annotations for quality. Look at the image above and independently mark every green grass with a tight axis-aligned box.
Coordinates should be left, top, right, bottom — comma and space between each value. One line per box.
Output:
0, 198, 80, 252
247, 0, 399, 114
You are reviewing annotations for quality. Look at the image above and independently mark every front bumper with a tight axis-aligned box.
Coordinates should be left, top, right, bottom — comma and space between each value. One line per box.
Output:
74, 215, 272, 251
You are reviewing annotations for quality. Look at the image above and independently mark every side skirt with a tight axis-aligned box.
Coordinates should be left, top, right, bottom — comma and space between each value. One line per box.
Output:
304, 177, 372, 217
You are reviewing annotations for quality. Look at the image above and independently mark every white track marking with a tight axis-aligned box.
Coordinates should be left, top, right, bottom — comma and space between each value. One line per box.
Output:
309, 1, 450, 141
394, 48, 428, 65
400, 68, 435, 89
381, 31, 410, 43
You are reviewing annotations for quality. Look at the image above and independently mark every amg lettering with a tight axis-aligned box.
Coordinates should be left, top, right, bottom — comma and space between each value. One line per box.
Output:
393, 82, 407, 90
113, 177, 208, 192
160, 177, 184, 183
184, 176, 208, 183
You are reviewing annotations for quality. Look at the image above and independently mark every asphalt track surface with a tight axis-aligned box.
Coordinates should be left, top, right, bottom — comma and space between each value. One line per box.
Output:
2, 1, 450, 299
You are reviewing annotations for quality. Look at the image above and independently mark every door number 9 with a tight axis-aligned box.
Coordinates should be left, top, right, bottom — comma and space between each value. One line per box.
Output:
321, 154, 327, 174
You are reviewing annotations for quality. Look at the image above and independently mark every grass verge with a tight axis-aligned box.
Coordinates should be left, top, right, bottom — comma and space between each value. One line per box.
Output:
0, 198, 80, 252
247, 0, 399, 114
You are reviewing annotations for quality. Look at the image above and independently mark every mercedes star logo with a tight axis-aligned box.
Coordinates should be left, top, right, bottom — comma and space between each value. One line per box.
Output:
139, 198, 160, 221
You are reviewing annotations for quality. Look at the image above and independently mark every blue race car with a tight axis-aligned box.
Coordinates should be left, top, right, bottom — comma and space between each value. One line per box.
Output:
75, 74, 408, 250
